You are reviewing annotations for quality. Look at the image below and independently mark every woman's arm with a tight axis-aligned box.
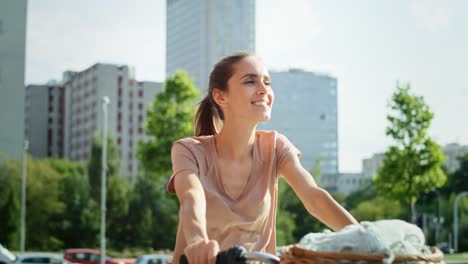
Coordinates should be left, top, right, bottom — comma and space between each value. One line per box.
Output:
279, 156, 358, 231
174, 171, 219, 264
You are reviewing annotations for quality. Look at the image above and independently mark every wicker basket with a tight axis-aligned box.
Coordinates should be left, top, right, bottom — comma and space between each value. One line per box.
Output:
279, 245, 445, 264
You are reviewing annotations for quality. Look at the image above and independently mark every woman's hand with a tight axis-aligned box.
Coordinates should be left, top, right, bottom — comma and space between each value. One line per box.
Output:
183, 239, 220, 264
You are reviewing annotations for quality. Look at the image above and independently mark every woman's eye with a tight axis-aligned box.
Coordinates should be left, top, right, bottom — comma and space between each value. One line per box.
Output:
264, 82, 271, 86
245, 80, 255, 84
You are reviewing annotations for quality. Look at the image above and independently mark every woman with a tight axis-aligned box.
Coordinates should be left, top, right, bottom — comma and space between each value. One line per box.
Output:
167, 52, 358, 264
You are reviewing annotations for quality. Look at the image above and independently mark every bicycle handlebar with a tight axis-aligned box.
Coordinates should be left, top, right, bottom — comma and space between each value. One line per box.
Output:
180, 246, 280, 264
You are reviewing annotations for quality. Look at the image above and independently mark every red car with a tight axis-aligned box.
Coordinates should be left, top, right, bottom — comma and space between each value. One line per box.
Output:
64, 249, 121, 264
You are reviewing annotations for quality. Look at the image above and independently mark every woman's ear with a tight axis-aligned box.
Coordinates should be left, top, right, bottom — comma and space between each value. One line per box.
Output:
212, 88, 228, 108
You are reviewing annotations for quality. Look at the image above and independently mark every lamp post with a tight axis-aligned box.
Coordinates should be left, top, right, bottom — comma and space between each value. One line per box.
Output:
432, 188, 442, 245
100, 96, 110, 264
20, 139, 29, 253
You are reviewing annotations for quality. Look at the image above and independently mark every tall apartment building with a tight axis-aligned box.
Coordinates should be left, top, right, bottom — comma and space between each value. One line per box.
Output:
166, 0, 255, 90
25, 84, 65, 158
260, 69, 339, 177
25, 64, 163, 178
63, 64, 163, 178
0, 0, 27, 159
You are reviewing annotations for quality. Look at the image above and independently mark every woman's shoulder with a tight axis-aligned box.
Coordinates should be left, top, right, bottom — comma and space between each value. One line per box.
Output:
255, 130, 288, 144
173, 135, 214, 151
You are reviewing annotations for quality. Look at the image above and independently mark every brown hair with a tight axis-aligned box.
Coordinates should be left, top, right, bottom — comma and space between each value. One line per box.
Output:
194, 52, 253, 136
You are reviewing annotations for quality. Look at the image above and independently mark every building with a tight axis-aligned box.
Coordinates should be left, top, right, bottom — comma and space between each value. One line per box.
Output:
64, 64, 163, 178
362, 153, 385, 178
25, 64, 163, 178
259, 69, 339, 176
442, 143, 468, 173
25, 84, 65, 158
361, 143, 468, 180
166, 0, 255, 90
0, 0, 27, 159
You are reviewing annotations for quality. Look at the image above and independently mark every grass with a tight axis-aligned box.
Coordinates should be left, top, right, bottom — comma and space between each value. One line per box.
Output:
444, 252, 468, 262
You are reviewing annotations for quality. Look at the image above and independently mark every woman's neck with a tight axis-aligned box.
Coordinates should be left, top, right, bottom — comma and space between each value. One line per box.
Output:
214, 119, 257, 161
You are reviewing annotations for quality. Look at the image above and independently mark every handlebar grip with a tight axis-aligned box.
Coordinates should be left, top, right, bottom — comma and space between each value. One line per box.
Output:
179, 254, 189, 264
179, 246, 247, 264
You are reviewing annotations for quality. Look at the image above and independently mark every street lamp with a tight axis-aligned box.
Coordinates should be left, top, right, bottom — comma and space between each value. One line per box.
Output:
100, 96, 110, 264
432, 188, 442, 245
20, 139, 29, 253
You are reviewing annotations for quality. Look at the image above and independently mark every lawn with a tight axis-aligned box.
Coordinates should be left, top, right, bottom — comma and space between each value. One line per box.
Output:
444, 252, 468, 263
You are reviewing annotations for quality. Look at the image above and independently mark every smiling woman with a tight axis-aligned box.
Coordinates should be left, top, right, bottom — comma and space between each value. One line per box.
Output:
166, 52, 358, 264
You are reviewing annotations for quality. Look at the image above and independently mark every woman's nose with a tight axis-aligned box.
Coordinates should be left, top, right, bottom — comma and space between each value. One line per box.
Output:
257, 83, 268, 94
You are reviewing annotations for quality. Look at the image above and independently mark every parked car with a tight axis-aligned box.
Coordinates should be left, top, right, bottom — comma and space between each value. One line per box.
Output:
63, 249, 121, 264
436, 242, 454, 254
0, 244, 16, 264
14, 253, 70, 264
134, 254, 172, 264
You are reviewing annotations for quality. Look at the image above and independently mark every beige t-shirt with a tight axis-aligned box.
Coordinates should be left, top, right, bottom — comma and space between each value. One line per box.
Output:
167, 130, 301, 258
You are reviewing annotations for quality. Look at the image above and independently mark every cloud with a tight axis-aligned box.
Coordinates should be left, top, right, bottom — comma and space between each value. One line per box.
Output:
409, 0, 451, 32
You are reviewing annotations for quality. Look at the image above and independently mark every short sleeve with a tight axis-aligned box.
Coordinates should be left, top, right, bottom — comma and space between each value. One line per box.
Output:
166, 139, 200, 194
276, 133, 301, 172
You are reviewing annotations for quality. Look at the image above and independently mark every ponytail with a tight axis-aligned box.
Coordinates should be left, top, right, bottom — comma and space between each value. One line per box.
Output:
195, 95, 221, 136
194, 51, 252, 136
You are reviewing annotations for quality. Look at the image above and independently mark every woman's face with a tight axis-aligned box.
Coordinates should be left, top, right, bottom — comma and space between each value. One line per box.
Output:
216, 56, 274, 124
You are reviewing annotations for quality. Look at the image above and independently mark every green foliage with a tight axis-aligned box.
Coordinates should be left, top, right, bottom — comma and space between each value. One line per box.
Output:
125, 176, 178, 249
350, 197, 402, 222
48, 158, 99, 248
444, 153, 468, 195
374, 83, 447, 219
137, 71, 200, 180
106, 175, 132, 250
277, 179, 328, 245
344, 182, 377, 209
0, 157, 65, 250
88, 132, 120, 201
0, 158, 20, 248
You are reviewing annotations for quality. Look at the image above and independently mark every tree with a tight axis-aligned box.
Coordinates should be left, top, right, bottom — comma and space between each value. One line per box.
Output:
48, 158, 99, 248
0, 156, 65, 250
444, 153, 468, 194
126, 176, 178, 249
374, 83, 447, 222
350, 197, 402, 222
88, 132, 120, 202
138, 70, 200, 180
0, 158, 20, 249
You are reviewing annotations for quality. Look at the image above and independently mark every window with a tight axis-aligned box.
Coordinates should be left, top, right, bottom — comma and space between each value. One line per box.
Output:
118, 87, 122, 96
138, 127, 143, 134
138, 115, 143, 122
118, 100, 122, 108
117, 125, 122, 132
138, 103, 143, 110
138, 90, 144, 97
48, 117, 53, 124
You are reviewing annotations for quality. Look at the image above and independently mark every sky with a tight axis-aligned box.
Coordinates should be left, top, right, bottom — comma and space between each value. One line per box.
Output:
25, 0, 468, 173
